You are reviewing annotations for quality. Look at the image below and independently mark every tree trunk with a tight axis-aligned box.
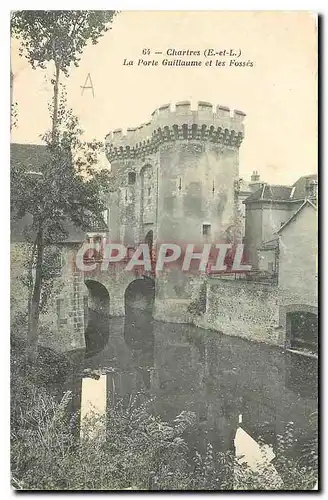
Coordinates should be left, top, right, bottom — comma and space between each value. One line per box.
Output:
27, 239, 37, 334
52, 61, 60, 141
27, 229, 44, 363
26, 62, 60, 363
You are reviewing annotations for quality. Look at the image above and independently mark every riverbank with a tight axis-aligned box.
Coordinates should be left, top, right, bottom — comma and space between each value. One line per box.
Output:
10, 320, 318, 490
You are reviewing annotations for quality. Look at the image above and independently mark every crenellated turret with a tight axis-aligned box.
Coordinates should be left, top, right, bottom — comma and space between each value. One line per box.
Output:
105, 101, 246, 162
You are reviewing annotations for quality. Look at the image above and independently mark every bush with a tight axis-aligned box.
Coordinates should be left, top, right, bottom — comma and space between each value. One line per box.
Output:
11, 376, 196, 490
11, 358, 318, 491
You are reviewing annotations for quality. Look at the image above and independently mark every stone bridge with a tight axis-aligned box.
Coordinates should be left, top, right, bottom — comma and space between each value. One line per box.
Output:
12, 243, 317, 357
83, 260, 151, 317
11, 245, 156, 354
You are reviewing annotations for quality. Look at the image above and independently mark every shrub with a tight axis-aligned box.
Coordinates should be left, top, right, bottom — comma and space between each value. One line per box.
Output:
11, 361, 318, 491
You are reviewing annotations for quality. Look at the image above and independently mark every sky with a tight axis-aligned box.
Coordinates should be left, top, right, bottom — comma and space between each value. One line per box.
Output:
11, 10, 317, 185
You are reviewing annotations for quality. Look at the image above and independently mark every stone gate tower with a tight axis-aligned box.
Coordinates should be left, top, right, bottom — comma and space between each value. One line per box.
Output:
105, 101, 246, 251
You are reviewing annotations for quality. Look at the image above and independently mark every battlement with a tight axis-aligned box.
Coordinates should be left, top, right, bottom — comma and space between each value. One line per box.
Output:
105, 101, 246, 161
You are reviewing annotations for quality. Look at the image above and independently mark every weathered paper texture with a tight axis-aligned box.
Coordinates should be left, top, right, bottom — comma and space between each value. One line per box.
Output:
11, 11, 318, 491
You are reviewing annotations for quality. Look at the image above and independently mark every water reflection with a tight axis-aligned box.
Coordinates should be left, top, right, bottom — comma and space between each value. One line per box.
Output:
76, 303, 317, 487
84, 310, 110, 356
123, 309, 154, 391
84, 280, 111, 356
80, 375, 106, 439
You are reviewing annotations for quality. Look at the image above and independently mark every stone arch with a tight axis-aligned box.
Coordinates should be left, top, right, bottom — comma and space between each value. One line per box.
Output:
124, 277, 155, 314
140, 163, 153, 178
279, 304, 318, 351
84, 279, 110, 316
82, 263, 156, 317
84, 279, 110, 356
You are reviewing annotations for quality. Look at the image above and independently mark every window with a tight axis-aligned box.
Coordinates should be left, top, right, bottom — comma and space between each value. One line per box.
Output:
202, 224, 211, 236
127, 246, 135, 259
128, 172, 136, 185
123, 188, 133, 205
57, 298, 67, 327
148, 187, 151, 196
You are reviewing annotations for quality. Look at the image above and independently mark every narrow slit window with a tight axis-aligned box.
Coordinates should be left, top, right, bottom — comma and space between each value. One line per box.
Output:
128, 172, 136, 185
57, 298, 67, 327
202, 224, 211, 236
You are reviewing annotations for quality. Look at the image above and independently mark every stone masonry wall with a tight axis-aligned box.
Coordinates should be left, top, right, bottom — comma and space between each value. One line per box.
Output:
106, 101, 245, 250
38, 246, 86, 353
153, 273, 205, 323
11, 242, 86, 353
157, 141, 238, 245
195, 278, 282, 346
278, 203, 317, 304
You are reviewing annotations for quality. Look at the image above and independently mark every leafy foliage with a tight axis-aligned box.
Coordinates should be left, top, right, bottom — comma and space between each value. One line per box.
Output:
11, 10, 117, 75
11, 9, 117, 360
11, 90, 110, 242
11, 372, 194, 490
11, 101, 18, 129
11, 87, 111, 359
11, 359, 318, 491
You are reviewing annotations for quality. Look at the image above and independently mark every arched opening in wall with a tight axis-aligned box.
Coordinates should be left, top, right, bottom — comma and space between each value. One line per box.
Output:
124, 277, 155, 390
125, 277, 155, 314
84, 280, 110, 357
287, 311, 318, 355
283, 306, 318, 399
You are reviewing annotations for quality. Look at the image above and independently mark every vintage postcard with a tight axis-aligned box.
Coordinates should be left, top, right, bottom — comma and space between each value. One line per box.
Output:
10, 10, 318, 491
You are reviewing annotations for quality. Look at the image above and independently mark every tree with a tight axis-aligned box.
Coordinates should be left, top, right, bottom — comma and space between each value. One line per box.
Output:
11, 89, 111, 361
10, 69, 18, 130
11, 11, 116, 361
11, 10, 117, 137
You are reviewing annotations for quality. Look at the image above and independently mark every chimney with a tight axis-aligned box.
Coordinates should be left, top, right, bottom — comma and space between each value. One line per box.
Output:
306, 179, 318, 202
251, 170, 260, 182
249, 170, 262, 193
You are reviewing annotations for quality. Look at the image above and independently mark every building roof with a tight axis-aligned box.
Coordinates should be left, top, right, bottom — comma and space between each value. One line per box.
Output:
259, 237, 279, 250
10, 213, 91, 244
11, 143, 50, 173
291, 174, 318, 200
244, 174, 318, 204
10, 143, 107, 244
277, 199, 317, 234
244, 184, 293, 203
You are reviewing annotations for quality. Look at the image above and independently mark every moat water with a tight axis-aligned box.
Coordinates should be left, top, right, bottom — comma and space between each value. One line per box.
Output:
62, 305, 318, 488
